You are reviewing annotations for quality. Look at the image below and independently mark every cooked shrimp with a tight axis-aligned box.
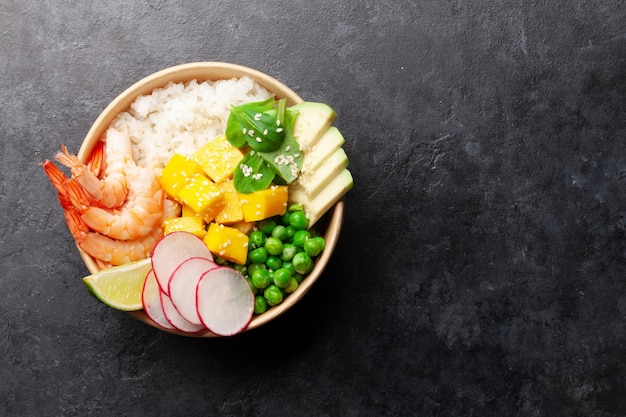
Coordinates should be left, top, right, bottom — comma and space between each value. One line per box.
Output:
55, 126, 132, 208
63, 197, 180, 266
64, 210, 162, 265
64, 163, 165, 240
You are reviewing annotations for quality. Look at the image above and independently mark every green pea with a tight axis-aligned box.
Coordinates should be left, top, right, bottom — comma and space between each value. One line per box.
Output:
281, 212, 291, 226
288, 211, 308, 230
264, 237, 283, 256
312, 236, 326, 252
271, 225, 288, 241
292, 230, 311, 247
281, 243, 297, 262
288, 203, 304, 212
304, 238, 322, 257
254, 295, 267, 315
293, 252, 313, 274
247, 278, 258, 295
246, 263, 266, 277
258, 218, 277, 235
282, 261, 295, 276
233, 264, 247, 275
264, 285, 284, 306
293, 273, 304, 284
251, 268, 271, 289
265, 255, 282, 270
284, 277, 299, 293
285, 226, 296, 242
248, 247, 268, 264
248, 230, 266, 249
273, 267, 292, 288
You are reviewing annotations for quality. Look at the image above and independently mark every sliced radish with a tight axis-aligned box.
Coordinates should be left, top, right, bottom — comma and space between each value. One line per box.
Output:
168, 257, 217, 325
151, 231, 213, 295
160, 291, 206, 333
196, 267, 255, 336
142, 269, 175, 331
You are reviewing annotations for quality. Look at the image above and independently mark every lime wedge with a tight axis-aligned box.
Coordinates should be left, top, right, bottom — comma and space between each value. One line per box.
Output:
82, 258, 152, 311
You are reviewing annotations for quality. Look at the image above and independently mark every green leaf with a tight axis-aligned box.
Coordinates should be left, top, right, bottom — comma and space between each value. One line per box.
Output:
225, 98, 288, 153
259, 108, 302, 184
234, 151, 276, 193
225, 98, 275, 148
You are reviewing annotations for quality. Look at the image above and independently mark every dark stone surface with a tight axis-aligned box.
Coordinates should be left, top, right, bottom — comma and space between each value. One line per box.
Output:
1, 1, 625, 416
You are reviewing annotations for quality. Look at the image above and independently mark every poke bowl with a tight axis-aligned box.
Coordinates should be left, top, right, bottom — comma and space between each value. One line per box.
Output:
62, 62, 349, 336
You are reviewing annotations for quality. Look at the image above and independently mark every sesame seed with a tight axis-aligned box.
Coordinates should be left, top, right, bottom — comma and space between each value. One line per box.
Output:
242, 128, 247, 135
276, 120, 281, 126
254, 113, 262, 121
263, 129, 268, 135
276, 128, 283, 133
248, 130, 255, 137
241, 164, 253, 177
256, 137, 262, 142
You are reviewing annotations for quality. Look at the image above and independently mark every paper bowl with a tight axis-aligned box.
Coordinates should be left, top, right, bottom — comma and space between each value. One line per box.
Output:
76, 62, 344, 336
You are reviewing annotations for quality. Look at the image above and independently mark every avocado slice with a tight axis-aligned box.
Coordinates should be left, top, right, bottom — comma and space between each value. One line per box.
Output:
301, 126, 345, 174
290, 169, 353, 227
292, 148, 349, 199
290, 102, 337, 152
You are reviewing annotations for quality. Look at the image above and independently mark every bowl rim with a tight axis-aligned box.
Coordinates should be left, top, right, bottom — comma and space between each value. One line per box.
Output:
75, 62, 344, 337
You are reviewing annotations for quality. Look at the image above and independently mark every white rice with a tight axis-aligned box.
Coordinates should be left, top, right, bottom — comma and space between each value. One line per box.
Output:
108, 77, 273, 169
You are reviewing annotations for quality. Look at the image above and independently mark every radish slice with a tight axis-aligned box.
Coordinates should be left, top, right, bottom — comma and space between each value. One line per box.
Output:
142, 269, 175, 330
168, 257, 217, 325
196, 267, 255, 336
151, 231, 213, 295
160, 291, 206, 333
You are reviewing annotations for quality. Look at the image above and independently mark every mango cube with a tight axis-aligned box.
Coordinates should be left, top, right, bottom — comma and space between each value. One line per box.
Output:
239, 185, 289, 222
194, 134, 244, 183
163, 216, 206, 238
204, 223, 249, 265
178, 173, 225, 222
159, 154, 204, 199
215, 179, 244, 224
181, 204, 203, 219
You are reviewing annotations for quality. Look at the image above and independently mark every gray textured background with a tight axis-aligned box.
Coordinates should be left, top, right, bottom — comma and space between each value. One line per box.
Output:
1, 1, 625, 416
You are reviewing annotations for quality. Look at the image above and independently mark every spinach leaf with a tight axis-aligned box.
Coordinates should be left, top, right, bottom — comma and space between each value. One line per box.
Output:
226, 98, 285, 153
233, 151, 275, 193
259, 107, 302, 184
225, 98, 275, 148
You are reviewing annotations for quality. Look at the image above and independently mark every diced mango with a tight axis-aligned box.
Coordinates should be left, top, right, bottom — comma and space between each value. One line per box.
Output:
239, 185, 289, 222
194, 134, 244, 183
203, 223, 249, 265
163, 216, 206, 238
178, 173, 225, 223
215, 179, 244, 224
181, 204, 203, 220
159, 154, 204, 200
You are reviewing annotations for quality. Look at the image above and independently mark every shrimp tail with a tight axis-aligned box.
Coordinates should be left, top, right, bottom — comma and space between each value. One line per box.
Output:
54, 144, 83, 175
64, 177, 97, 211
42, 159, 73, 211
86, 141, 104, 176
